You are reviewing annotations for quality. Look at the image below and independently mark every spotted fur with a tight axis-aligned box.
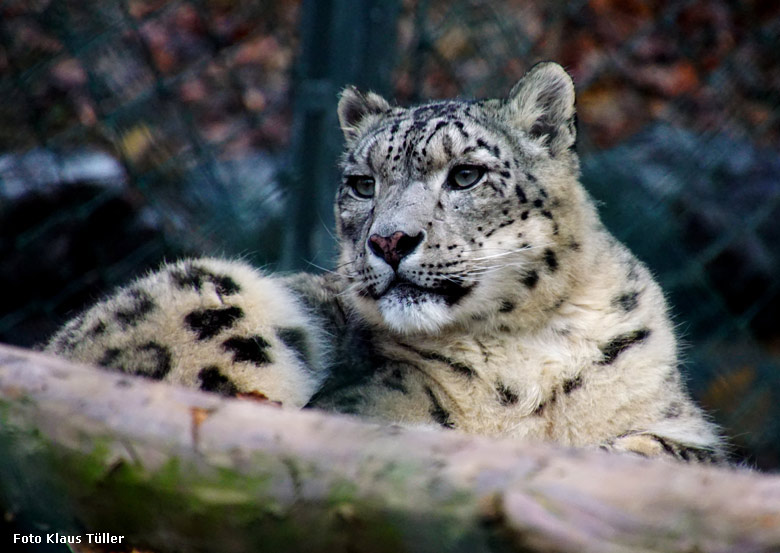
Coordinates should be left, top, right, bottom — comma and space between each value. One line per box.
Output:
46, 258, 328, 407
45, 63, 723, 462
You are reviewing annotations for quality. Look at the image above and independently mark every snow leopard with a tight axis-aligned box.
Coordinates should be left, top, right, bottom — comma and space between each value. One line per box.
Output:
45, 62, 724, 462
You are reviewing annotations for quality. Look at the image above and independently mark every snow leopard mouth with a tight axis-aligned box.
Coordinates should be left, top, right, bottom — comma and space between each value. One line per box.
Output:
374, 277, 473, 306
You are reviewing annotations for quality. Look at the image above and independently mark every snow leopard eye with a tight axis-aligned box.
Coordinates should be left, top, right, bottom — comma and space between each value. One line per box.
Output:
447, 165, 486, 190
345, 175, 375, 199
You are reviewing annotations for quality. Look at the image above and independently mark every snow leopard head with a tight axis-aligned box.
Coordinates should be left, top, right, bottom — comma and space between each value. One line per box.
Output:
335, 62, 589, 334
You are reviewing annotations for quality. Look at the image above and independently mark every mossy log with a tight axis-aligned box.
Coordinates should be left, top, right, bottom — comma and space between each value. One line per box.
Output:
0, 343, 779, 553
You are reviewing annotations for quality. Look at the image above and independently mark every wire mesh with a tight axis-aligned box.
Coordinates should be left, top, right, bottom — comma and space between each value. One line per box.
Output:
1, 0, 778, 470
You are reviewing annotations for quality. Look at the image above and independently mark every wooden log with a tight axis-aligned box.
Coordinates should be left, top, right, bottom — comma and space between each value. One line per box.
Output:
0, 343, 778, 553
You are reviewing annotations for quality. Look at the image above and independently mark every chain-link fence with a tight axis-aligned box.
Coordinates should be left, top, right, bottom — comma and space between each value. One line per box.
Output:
1, 0, 779, 471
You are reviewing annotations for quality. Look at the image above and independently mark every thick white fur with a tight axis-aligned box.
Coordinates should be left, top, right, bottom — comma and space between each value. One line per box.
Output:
47, 259, 328, 407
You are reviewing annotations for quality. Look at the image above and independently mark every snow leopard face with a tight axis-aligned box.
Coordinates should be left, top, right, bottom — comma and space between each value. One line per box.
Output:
335, 63, 585, 334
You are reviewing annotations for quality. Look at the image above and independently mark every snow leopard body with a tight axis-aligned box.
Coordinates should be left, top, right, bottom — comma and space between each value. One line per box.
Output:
46, 63, 723, 462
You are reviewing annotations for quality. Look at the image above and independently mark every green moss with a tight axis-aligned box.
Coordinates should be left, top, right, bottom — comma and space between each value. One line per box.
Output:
328, 478, 360, 505
0, 400, 288, 550
0, 398, 493, 553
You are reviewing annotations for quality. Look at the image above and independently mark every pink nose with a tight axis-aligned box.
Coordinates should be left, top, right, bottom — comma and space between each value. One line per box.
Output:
368, 231, 424, 270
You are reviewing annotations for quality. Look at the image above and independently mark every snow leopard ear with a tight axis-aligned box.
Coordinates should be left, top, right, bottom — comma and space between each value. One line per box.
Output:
505, 62, 577, 155
338, 86, 391, 142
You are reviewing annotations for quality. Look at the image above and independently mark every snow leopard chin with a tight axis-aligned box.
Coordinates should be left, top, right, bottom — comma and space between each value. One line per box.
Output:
376, 291, 454, 334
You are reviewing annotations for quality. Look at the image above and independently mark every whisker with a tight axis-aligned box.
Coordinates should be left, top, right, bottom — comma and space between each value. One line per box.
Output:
460, 242, 555, 258
330, 257, 361, 270
319, 214, 340, 244
303, 261, 362, 282
304, 260, 343, 277
335, 280, 364, 298
471, 249, 527, 261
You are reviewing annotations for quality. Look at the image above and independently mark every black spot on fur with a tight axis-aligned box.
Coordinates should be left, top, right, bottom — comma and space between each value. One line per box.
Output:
116, 289, 155, 329
476, 138, 492, 154
533, 198, 544, 208
522, 270, 539, 288
496, 382, 519, 406
499, 300, 515, 313
562, 375, 583, 394
198, 366, 239, 396
100, 343, 172, 379
543, 248, 558, 272
425, 387, 454, 429
598, 329, 651, 365
381, 367, 408, 394
88, 321, 107, 337
613, 291, 639, 312
171, 264, 241, 296
222, 335, 273, 366
276, 327, 313, 369
650, 434, 679, 457
137, 341, 172, 379
515, 184, 528, 204
401, 344, 475, 378
171, 265, 205, 289
98, 348, 122, 369
533, 389, 557, 415
210, 274, 240, 295
185, 306, 244, 340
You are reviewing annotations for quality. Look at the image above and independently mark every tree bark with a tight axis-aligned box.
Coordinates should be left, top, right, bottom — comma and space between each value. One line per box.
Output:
0, 343, 778, 553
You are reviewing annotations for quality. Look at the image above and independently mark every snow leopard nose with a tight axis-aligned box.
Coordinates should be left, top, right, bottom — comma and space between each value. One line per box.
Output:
368, 231, 424, 271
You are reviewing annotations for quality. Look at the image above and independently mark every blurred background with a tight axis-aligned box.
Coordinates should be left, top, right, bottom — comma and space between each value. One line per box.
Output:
0, 0, 778, 487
